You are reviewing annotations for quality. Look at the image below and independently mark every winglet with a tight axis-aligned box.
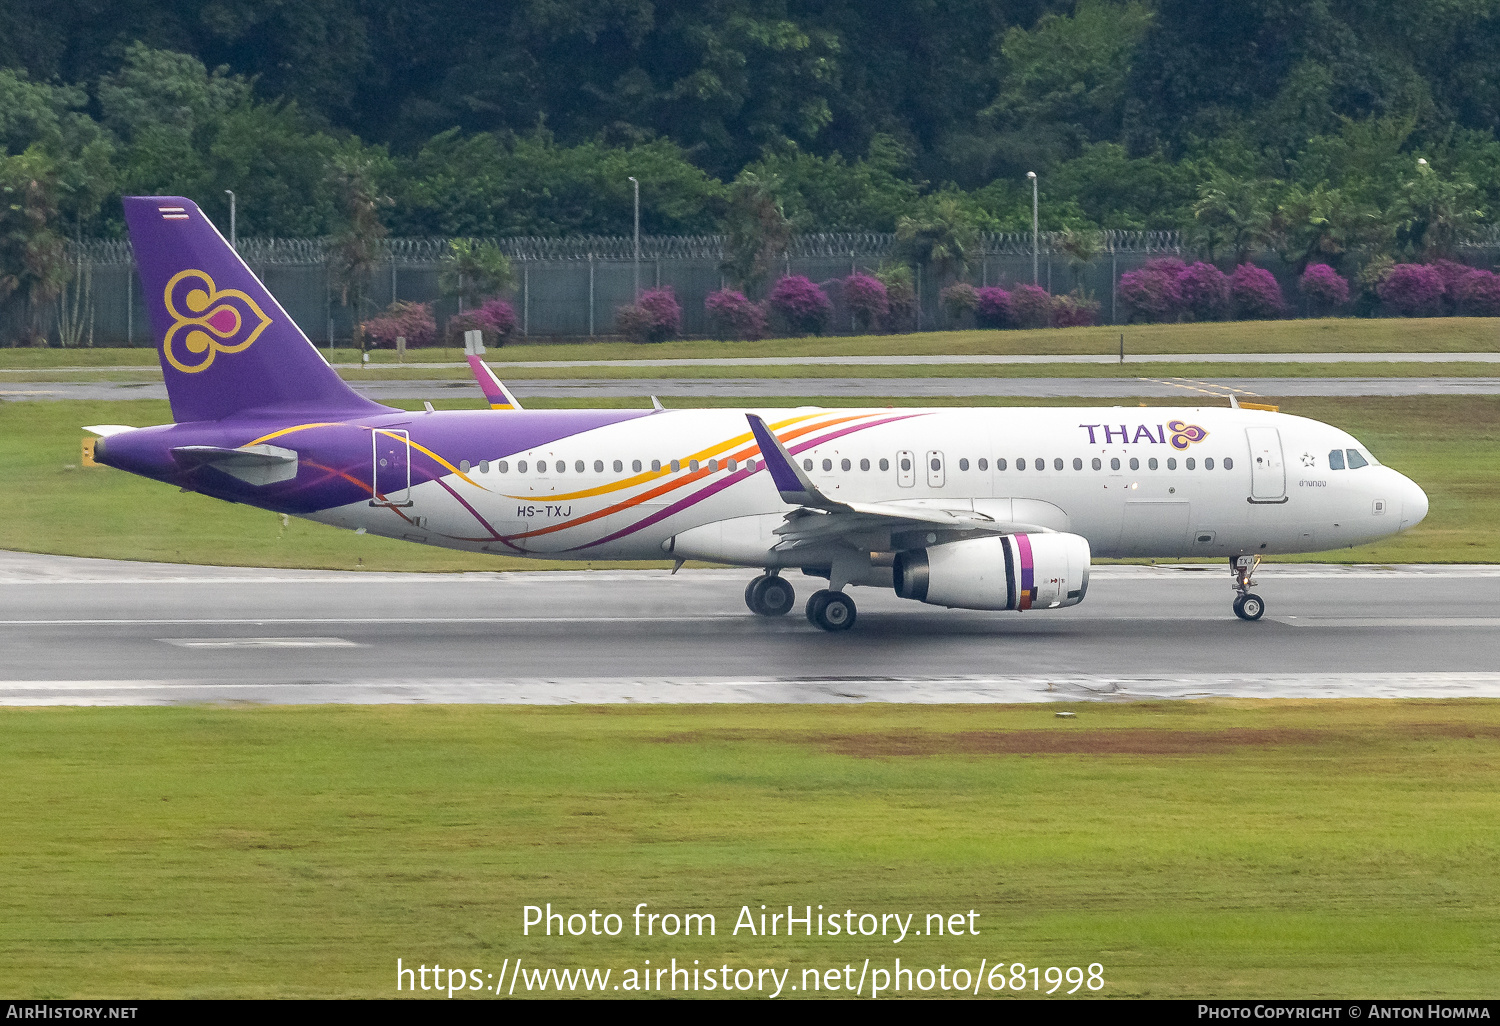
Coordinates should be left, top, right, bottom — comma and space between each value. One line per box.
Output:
465, 355, 524, 410
745, 413, 838, 509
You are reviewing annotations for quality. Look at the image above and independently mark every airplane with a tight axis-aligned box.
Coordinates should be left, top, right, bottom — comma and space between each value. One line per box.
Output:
88, 196, 1429, 631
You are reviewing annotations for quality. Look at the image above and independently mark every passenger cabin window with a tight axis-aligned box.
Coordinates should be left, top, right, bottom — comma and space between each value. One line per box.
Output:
1129, 458, 1139, 471
1224, 457, 1233, 470
1110, 458, 1120, 470
708, 459, 719, 472
899, 457, 911, 471
1148, 458, 1158, 470
1073, 458, 1083, 470
1034, 458, 1044, 471
823, 459, 832, 471
632, 460, 642, 472
978, 458, 988, 471
841, 458, 852, 471
1053, 458, 1064, 471
959, 458, 969, 471
1092, 458, 1102, 470
1016, 458, 1026, 472
1346, 449, 1369, 469
860, 458, 870, 471
460, 460, 471, 473
689, 460, 699, 472
518, 460, 528, 473
613, 460, 623, 473
1167, 458, 1176, 470
480, 460, 490, 473
1186, 458, 1196, 470
1205, 458, 1215, 470
672, 460, 682, 472
804, 459, 815, 471
498, 461, 509, 473
651, 460, 661, 472
880, 458, 890, 471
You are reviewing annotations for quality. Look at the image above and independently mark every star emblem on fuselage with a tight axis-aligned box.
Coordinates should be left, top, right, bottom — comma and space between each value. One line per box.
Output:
1301, 452, 1316, 466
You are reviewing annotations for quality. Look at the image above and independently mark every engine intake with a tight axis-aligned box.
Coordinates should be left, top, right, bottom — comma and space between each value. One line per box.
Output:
892, 533, 1091, 611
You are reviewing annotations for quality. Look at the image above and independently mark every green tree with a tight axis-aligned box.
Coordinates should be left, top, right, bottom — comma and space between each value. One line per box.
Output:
739, 134, 920, 231
439, 240, 515, 308
718, 172, 792, 292
0, 148, 70, 345
328, 148, 391, 325
1391, 159, 1484, 259
1190, 170, 1277, 263
894, 194, 982, 281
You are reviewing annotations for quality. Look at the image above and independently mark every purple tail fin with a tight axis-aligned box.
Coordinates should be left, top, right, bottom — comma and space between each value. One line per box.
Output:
123, 196, 390, 423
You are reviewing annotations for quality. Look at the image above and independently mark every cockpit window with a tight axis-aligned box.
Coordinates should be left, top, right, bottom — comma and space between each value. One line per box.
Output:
1346, 448, 1369, 469
1328, 449, 1345, 470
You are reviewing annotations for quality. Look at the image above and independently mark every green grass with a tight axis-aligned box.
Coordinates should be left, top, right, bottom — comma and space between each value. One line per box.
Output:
2, 395, 1495, 568
2, 315, 1498, 371
2, 701, 1497, 998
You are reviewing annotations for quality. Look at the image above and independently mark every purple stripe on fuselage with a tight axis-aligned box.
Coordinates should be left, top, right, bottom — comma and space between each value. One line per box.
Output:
563, 412, 927, 552
97, 408, 654, 515
1016, 532, 1035, 609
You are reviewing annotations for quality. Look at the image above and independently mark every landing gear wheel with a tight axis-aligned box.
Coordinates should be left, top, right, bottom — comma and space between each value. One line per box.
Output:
806, 589, 856, 632
1233, 593, 1265, 621
746, 575, 794, 617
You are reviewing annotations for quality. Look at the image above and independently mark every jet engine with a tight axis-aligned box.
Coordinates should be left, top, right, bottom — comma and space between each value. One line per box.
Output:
892, 533, 1091, 611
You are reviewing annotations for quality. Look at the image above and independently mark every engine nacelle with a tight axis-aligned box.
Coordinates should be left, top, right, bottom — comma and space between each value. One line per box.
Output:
892, 533, 1091, 611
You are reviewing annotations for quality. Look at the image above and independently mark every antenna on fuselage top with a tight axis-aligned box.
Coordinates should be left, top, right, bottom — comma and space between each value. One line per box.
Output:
1229, 395, 1240, 408
651, 396, 665, 412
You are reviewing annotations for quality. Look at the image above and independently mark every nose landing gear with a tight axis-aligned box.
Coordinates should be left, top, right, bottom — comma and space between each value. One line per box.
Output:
1231, 555, 1265, 620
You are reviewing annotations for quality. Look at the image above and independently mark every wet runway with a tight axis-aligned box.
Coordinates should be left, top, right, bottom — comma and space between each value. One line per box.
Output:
2, 551, 1498, 705
7, 376, 1500, 403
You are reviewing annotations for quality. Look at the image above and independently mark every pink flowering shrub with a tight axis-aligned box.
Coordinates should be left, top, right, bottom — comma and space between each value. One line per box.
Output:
845, 273, 891, 332
1430, 259, 1472, 312
616, 286, 682, 343
767, 275, 832, 336
1009, 284, 1053, 329
1298, 263, 1350, 313
1453, 269, 1500, 316
1378, 264, 1446, 317
1118, 258, 1185, 322
707, 289, 767, 340
1052, 292, 1102, 327
1178, 262, 1231, 321
1229, 263, 1285, 319
362, 301, 436, 348
475, 298, 517, 336
974, 286, 1011, 329
938, 282, 978, 324
704, 289, 767, 340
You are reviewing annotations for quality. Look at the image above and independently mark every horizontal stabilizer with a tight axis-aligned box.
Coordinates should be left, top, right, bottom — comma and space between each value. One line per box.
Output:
171, 443, 299, 486
82, 425, 137, 438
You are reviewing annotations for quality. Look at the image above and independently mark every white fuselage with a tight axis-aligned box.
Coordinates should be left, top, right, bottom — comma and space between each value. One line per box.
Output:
309, 405, 1428, 568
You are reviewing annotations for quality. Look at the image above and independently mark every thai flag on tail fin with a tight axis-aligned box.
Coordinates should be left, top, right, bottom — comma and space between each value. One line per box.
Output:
466, 355, 525, 410
121, 195, 392, 424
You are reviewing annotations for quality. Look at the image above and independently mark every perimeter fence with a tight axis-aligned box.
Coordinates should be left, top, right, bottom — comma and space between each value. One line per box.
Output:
9, 227, 1500, 347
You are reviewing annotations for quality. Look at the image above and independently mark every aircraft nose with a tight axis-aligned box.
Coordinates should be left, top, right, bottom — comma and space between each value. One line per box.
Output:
1401, 475, 1429, 529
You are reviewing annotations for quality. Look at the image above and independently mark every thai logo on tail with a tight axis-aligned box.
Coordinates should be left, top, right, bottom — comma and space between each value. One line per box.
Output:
162, 269, 273, 373
1168, 420, 1208, 449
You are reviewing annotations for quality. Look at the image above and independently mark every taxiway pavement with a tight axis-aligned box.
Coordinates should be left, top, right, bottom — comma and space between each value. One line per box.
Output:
8, 376, 1500, 403
2, 551, 1497, 705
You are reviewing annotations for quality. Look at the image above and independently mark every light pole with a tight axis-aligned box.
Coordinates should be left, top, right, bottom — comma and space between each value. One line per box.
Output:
628, 176, 640, 301
1027, 171, 1038, 285
224, 189, 237, 250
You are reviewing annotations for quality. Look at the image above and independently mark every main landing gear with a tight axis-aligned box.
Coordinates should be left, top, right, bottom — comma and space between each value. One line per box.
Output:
745, 573, 796, 617
745, 572, 857, 631
806, 589, 857, 632
1231, 555, 1265, 621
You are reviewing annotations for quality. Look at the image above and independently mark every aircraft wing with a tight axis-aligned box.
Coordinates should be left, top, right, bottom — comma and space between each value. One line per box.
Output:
745, 413, 1054, 552
466, 356, 525, 410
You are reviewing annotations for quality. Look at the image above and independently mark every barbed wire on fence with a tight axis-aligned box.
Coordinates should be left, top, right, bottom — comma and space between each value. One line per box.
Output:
72, 229, 1195, 268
